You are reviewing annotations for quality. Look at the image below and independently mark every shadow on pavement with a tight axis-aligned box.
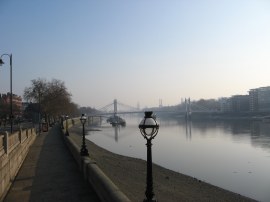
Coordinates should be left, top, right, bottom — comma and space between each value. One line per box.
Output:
4, 125, 100, 202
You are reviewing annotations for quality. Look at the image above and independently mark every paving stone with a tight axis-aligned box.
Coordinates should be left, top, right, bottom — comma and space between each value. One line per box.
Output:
3, 125, 100, 202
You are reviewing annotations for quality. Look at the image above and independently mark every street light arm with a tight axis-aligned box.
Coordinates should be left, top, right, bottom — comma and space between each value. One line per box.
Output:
0, 53, 12, 58
0, 54, 12, 66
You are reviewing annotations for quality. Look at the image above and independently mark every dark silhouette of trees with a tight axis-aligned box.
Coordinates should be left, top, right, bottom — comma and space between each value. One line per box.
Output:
0, 99, 9, 126
0, 96, 21, 126
24, 78, 79, 122
79, 106, 99, 115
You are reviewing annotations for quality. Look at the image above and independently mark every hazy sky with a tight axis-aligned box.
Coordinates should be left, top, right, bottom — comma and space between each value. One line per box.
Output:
0, 0, 270, 108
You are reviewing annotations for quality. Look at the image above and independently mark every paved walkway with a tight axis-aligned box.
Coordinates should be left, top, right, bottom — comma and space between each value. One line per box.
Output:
4, 125, 100, 202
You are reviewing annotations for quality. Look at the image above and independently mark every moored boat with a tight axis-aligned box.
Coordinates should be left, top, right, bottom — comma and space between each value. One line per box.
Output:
107, 115, 126, 126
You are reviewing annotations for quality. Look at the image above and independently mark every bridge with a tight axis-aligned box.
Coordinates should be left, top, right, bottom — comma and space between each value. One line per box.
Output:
95, 99, 142, 116
89, 98, 216, 121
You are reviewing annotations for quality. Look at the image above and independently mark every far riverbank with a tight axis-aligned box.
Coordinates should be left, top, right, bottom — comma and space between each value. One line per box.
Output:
69, 126, 257, 202
175, 111, 270, 121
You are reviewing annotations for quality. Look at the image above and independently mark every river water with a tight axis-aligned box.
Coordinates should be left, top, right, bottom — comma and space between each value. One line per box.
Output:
86, 114, 270, 202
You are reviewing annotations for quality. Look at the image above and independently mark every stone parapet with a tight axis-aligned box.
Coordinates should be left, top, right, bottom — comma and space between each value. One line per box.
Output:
61, 125, 131, 202
0, 128, 36, 201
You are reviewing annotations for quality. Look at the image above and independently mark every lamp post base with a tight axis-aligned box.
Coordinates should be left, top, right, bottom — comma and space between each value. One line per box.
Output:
143, 198, 157, 202
80, 147, 89, 156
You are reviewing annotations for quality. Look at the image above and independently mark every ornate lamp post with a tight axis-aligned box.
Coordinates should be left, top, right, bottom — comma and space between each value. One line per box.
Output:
80, 114, 89, 156
65, 115, 69, 136
139, 111, 159, 202
61, 115, 64, 129
0, 53, 13, 133
33, 88, 41, 134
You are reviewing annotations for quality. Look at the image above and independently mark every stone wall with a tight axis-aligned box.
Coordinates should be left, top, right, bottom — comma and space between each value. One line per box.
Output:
61, 118, 131, 202
0, 128, 36, 201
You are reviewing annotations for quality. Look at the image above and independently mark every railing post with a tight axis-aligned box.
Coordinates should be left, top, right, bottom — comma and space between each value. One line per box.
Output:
19, 129, 22, 143
4, 131, 9, 154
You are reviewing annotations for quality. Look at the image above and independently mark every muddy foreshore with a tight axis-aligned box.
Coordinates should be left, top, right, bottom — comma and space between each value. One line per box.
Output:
69, 126, 257, 202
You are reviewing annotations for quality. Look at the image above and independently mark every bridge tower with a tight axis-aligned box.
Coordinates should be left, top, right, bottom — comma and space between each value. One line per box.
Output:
159, 99, 163, 108
114, 99, 117, 117
185, 98, 191, 120
137, 102, 140, 110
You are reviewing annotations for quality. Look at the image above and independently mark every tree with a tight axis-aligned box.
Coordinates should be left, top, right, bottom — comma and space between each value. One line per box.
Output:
79, 106, 99, 115
24, 78, 79, 122
0, 94, 21, 125
24, 78, 48, 103
0, 99, 9, 125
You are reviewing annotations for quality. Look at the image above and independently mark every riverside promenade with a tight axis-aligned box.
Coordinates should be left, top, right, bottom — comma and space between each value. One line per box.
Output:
3, 125, 100, 202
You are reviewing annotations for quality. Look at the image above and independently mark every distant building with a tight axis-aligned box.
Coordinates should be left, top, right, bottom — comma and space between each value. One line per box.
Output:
249, 89, 258, 111
0, 93, 23, 116
230, 95, 249, 112
218, 97, 230, 112
249, 86, 270, 112
219, 95, 249, 112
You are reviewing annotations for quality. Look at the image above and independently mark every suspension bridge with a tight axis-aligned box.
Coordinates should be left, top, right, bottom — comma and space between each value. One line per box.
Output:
96, 99, 141, 116
88, 98, 216, 119
87, 99, 142, 126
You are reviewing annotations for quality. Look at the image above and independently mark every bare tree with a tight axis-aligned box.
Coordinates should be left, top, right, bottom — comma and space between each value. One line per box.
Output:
24, 78, 48, 103
24, 78, 78, 123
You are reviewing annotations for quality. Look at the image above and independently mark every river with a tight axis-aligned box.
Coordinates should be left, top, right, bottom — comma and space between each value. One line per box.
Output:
86, 114, 270, 202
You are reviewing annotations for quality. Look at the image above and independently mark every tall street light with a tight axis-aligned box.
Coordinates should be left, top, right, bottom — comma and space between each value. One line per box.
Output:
0, 53, 13, 133
80, 114, 89, 156
61, 115, 65, 129
139, 111, 159, 202
33, 88, 41, 134
65, 115, 69, 136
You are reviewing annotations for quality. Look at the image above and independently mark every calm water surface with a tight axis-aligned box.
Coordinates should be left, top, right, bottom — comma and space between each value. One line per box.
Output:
86, 115, 270, 202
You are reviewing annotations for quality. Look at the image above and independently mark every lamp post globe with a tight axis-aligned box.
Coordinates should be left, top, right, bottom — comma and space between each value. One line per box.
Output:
139, 111, 159, 202
80, 114, 89, 156
139, 111, 159, 139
